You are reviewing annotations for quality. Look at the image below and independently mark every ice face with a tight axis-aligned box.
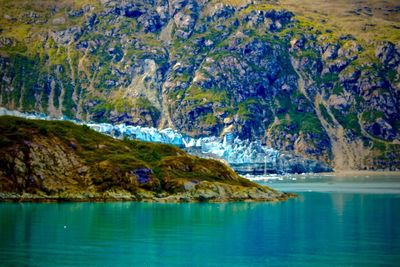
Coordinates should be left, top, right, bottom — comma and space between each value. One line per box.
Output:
0, 108, 331, 173
0, 108, 281, 164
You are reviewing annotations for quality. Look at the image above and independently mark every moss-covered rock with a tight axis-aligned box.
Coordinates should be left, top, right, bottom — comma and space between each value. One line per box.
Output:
0, 116, 293, 202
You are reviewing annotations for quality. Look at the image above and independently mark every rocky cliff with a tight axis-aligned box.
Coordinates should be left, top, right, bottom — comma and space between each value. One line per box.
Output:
0, 0, 399, 170
0, 116, 292, 202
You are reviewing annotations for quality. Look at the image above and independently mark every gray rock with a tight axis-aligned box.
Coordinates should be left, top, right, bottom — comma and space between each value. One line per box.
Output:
68, 5, 91, 17
138, 11, 162, 33
365, 118, 397, 140
173, 11, 197, 39
210, 3, 235, 21
375, 42, 400, 68
322, 44, 339, 60
85, 13, 99, 31
123, 3, 145, 18
51, 26, 82, 45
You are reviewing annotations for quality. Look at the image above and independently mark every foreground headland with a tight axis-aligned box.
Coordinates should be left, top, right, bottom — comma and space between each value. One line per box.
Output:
0, 116, 293, 202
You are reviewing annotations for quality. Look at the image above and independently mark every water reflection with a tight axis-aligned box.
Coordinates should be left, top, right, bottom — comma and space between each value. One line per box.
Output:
258, 173, 400, 194
1, 193, 399, 266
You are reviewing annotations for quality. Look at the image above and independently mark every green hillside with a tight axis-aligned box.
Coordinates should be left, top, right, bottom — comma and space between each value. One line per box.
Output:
0, 115, 290, 201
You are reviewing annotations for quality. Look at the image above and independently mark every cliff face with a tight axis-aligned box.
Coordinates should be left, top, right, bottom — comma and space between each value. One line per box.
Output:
0, 116, 290, 202
0, 0, 399, 170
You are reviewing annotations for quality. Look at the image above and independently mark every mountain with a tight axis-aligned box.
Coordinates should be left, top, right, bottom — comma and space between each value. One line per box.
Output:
0, 116, 292, 201
0, 0, 399, 170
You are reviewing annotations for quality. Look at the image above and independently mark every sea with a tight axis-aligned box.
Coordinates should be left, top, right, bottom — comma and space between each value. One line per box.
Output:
0, 172, 399, 266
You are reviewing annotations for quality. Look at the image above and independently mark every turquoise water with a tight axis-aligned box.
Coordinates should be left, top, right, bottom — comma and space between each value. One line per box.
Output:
1, 175, 400, 266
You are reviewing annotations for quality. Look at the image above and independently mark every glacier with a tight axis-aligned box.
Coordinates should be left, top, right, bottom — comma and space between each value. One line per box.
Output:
0, 107, 331, 174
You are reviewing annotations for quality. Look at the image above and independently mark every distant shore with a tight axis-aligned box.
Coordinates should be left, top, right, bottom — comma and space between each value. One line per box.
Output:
331, 170, 400, 176
245, 170, 400, 180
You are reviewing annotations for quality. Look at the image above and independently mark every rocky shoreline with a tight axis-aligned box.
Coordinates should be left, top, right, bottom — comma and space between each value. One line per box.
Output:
0, 181, 295, 203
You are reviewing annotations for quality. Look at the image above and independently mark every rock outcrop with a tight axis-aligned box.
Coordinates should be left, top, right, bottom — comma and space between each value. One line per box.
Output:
0, 116, 293, 202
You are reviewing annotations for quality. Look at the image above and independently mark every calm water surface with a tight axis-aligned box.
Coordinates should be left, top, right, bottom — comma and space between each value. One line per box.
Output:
1, 174, 399, 266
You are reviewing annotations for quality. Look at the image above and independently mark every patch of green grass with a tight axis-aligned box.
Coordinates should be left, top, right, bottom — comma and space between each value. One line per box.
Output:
185, 85, 229, 105
332, 108, 361, 134
90, 98, 113, 117
319, 104, 334, 125
132, 97, 161, 121
316, 73, 339, 85
49, 46, 67, 65
298, 49, 320, 60
6, 53, 42, 111
386, 69, 398, 82
275, 93, 324, 135
298, 113, 324, 134
361, 110, 384, 123
372, 140, 386, 152
199, 113, 218, 127
237, 98, 260, 120
208, 50, 232, 61
332, 84, 344, 95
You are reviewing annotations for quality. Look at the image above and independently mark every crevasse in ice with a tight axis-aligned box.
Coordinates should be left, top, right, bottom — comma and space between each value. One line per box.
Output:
79, 122, 280, 165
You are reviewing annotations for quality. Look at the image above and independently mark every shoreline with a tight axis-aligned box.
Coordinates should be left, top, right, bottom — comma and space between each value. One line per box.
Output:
323, 170, 400, 177
246, 170, 400, 177
0, 192, 296, 203
331, 170, 400, 175
244, 170, 400, 182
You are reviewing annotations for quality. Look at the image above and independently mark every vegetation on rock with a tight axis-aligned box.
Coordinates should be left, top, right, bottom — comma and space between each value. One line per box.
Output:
0, 116, 291, 202
0, 0, 399, 170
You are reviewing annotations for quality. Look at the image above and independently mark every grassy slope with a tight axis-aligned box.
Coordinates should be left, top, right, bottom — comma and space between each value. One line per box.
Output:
223, 0, 400, 43
0, 0, 97, 46
223, 0, 399, 72
2, 0, 398, 55
0, 116, 268, 200
278, 0, 400, 43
